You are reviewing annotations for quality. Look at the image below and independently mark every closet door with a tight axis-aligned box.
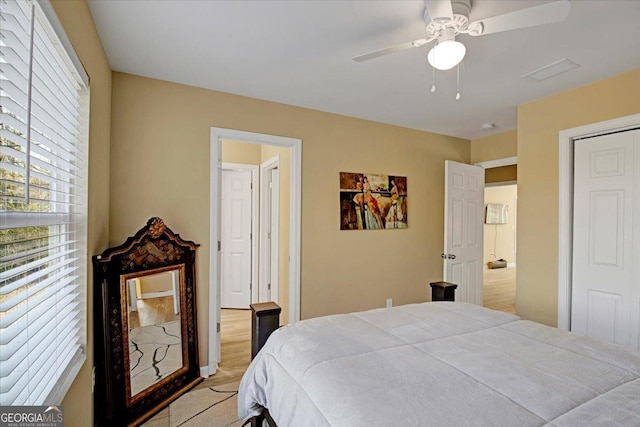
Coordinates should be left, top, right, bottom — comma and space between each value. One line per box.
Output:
571, 129, 640, 350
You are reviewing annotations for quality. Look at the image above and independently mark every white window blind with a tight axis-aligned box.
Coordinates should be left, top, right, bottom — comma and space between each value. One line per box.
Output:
0, 0, 89, 405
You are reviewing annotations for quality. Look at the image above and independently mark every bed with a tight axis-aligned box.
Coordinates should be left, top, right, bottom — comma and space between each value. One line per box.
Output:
238, 302, 640, 426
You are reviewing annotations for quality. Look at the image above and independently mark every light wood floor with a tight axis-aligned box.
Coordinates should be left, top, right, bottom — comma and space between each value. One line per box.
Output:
198, 309, 252, 389
483, 266, 516, 314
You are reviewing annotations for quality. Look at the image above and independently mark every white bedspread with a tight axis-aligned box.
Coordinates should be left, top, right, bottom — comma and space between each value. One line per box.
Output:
238, 302, 640, 426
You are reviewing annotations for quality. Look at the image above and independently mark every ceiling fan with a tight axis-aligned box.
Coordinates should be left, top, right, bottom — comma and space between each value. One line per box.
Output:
353, 0, 571, 71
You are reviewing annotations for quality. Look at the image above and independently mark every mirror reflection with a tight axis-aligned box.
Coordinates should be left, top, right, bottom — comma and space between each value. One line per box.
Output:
125, 268, 183, 397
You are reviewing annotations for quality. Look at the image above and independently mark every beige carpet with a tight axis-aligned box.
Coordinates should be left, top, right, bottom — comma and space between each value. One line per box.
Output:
169, 381, 244, 427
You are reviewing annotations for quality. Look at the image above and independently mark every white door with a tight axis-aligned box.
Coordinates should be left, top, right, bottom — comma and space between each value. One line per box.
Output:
571, 129, 640, 349
221, 169, 253, 309
443, 160, 485, 304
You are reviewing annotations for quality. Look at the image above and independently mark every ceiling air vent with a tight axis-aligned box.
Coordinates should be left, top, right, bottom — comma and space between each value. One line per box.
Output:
521, 58, 580, 82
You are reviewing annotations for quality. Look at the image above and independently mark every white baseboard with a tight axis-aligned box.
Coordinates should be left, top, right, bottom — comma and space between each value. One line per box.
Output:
200, 365, 210, 378
200, 364, 218, 378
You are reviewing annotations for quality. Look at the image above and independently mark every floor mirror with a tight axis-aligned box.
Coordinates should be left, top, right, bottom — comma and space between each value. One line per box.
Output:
93, 218, 202, 426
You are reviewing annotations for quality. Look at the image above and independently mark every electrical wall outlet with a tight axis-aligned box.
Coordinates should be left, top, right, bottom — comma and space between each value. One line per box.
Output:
386, 298, 393, 308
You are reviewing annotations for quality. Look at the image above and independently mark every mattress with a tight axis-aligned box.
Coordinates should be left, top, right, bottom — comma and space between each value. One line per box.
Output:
238, 302, 640, 426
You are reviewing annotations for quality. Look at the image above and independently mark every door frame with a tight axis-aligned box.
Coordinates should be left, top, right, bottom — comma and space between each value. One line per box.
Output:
208, 127, 302, 375
474, 156, 517, 169
474, 156, 517, 188
260, 155, 280, 303
221, 163, 259, 305
557, 113, 640, 330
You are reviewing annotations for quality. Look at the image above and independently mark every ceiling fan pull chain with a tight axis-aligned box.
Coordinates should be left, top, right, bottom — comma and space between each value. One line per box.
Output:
430, 39, 437, 93
455, 64, 461, 100
431, 65, 436, 93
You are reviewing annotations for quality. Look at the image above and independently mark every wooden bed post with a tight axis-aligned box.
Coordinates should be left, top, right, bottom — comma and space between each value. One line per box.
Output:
250, 302, 281, 359
249, 302, 281, 427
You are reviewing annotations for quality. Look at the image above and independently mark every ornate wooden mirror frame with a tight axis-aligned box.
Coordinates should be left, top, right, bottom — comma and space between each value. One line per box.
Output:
93, 218, 202, 426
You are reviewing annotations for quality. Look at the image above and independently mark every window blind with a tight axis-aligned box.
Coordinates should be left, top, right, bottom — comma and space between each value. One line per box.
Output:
1, 0, 89, 405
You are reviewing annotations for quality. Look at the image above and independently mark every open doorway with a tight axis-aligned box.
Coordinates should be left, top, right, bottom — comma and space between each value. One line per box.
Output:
218, 140, 291, 379
220, 140, 291, 309
207, 128, 301, 379
474, 157, 517, 315
482, 183, 517, 314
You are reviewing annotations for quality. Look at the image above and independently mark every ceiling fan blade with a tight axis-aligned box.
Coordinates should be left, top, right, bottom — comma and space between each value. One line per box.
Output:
424, 0, 453, 23
469, 0, 570, 36
352, 38, 430, 62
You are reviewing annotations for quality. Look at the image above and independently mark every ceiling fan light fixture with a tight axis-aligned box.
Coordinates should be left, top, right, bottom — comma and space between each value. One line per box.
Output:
427, 39, 466, 71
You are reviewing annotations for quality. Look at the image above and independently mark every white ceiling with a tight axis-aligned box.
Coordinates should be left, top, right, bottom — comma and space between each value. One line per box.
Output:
87, 0, 640, 140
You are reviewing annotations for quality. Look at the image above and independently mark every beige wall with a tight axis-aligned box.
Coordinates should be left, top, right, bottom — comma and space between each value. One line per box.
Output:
517, 68, 640, 326
219, 140, 292, 322
483, 185, 517, 266
221, 139, 261, 165
110, 72, 469, 366
471, 129, 517, 186
470, 129, 517, 164
485, 165, 517, 184
51, 1, 112, 426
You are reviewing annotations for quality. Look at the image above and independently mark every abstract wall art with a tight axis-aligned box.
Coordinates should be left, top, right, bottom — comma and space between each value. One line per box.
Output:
339, 172, 408, 230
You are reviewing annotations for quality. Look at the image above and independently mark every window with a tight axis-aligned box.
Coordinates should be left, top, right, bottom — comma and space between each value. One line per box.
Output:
1, 0, 89, 405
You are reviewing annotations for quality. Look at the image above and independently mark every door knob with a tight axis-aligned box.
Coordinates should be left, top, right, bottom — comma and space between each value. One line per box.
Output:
441, 253, 456, 260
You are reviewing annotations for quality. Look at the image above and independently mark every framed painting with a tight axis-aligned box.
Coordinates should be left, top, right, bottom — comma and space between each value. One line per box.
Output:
339, 172, 408, 230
